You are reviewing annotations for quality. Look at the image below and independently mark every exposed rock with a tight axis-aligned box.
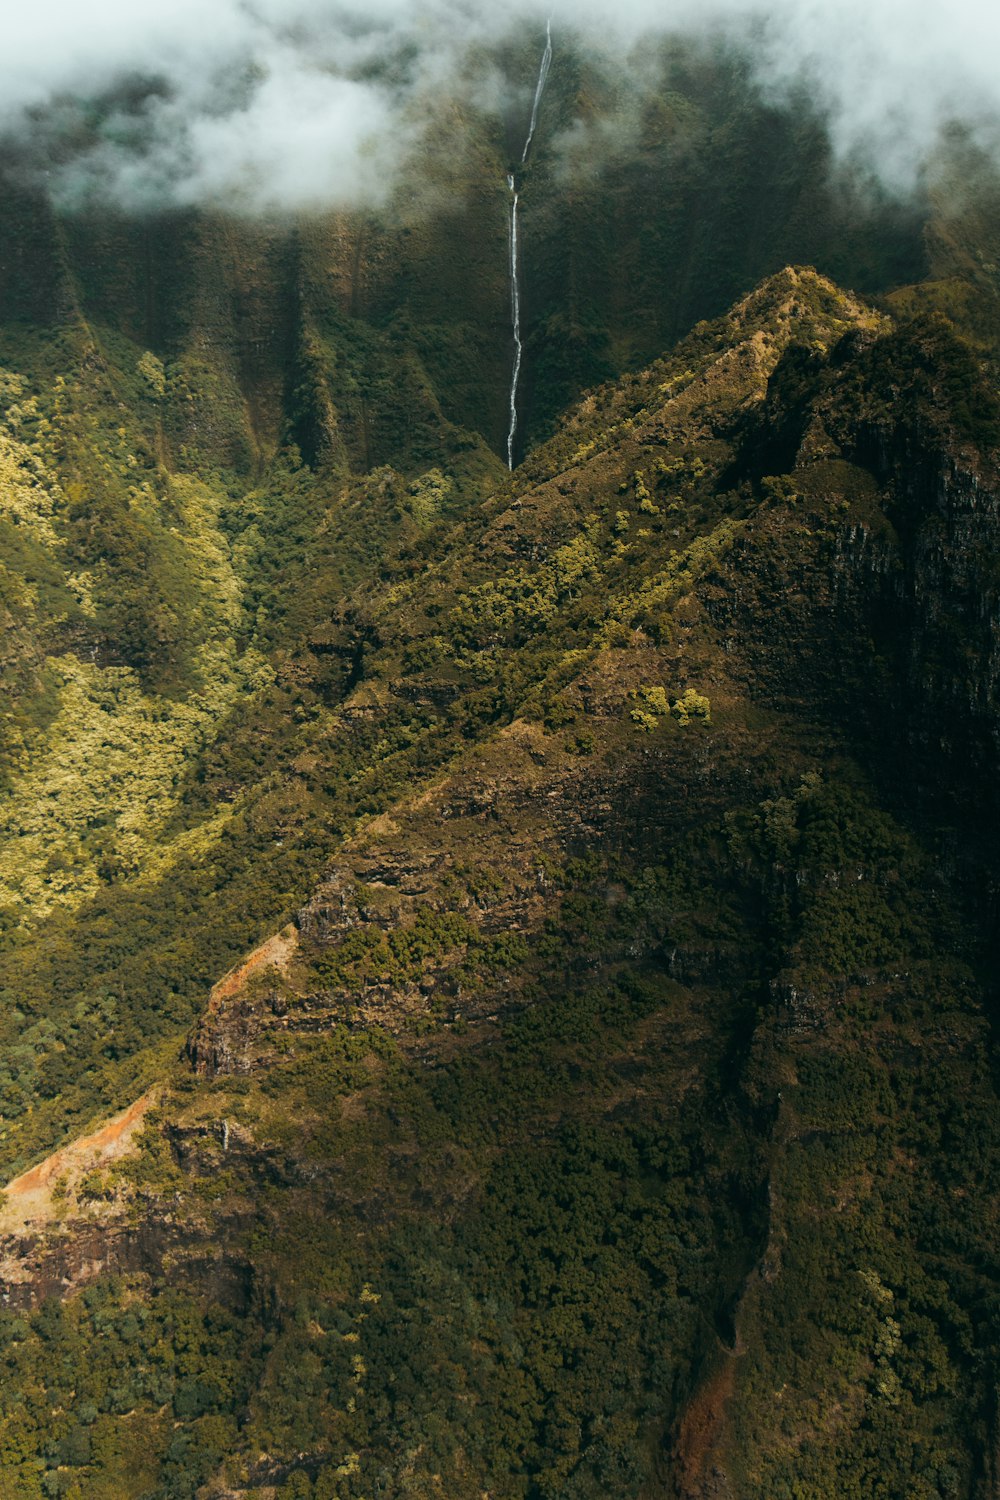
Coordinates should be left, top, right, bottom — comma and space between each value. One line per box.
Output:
187, 927, 298, 1075
0, 1091, 156, 1237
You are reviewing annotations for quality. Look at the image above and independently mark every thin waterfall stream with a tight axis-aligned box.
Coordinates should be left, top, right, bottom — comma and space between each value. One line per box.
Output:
506, 19, 553, 470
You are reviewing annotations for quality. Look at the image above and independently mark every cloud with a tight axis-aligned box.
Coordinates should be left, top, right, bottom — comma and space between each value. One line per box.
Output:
3, 0, 1000, 212
712, 0, 1000, 187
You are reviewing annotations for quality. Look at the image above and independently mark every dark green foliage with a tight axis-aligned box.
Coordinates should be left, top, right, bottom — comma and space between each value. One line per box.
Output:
0, 47, 998, 1498
0, 1283, 260, 1497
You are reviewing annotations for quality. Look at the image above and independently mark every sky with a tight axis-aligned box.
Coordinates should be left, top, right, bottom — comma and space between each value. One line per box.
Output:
3, 0, 999, 212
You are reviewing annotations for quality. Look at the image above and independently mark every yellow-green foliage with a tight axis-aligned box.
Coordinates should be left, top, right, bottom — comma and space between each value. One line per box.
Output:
630, 685, 670, 731
761, 474, 801, 506
0, 414, 59, 549
450, 518, 603, 650
630, 684, 711, 730
136, 351, 166, 400
0, 415, 272, 923
671, 687, 711, 725
657, 368, 697, 399
405, 467, 452, 528
632, 471, 658, 513
609, 516, 745, 641
0, 652, 262, 922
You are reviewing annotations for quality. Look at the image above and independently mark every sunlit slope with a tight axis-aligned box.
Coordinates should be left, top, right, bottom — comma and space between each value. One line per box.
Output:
0, 264, 997, 1497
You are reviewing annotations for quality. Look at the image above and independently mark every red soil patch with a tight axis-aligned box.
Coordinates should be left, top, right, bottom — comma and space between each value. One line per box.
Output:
2, 1091, 156, 1230
207, 927, 297, 1012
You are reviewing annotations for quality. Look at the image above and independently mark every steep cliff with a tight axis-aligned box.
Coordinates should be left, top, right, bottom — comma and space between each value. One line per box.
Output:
0, 254, 997, 1497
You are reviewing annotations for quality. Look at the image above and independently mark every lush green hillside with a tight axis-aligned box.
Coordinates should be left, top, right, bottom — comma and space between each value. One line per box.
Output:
0, 35, 955, 1184
0, 260, 997, 1497
0, 36, 999, 1500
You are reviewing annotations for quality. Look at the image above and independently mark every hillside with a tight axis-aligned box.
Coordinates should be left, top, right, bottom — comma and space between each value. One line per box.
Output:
0, 254, 996, 1497
0, 30, 999, 1500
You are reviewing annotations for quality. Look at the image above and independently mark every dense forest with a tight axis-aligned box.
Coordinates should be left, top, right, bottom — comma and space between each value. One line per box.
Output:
0, 24, 998, 1500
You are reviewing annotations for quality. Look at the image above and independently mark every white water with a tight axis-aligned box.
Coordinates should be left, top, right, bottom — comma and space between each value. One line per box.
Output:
506, 19, 552, 471
521, 19, 553, 165
507, 175, 523, 471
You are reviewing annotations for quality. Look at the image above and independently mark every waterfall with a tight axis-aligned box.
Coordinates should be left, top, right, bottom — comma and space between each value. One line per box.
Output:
507, 176, 523, 471
506, 19, 553, 471
521, 18, 553, 165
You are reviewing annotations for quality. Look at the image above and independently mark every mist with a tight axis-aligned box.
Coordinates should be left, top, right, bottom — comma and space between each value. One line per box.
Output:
3, 0, 999, 213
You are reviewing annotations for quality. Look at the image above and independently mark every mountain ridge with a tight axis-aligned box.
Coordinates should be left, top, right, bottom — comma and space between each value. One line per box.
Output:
0, 256, 997, 1496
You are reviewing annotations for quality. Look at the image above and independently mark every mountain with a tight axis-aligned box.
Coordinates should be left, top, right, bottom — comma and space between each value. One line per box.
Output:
0, 35, 999, 1500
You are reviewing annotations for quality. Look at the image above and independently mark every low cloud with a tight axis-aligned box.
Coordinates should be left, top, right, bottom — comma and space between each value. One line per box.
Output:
4, 0, 1000, 212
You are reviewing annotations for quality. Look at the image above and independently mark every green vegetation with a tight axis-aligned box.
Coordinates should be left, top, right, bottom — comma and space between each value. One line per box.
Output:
0, 772, 995, 1497
0, 44, 999, 1497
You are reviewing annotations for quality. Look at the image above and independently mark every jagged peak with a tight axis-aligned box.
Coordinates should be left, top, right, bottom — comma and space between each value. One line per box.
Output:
729, 264, 883, 326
